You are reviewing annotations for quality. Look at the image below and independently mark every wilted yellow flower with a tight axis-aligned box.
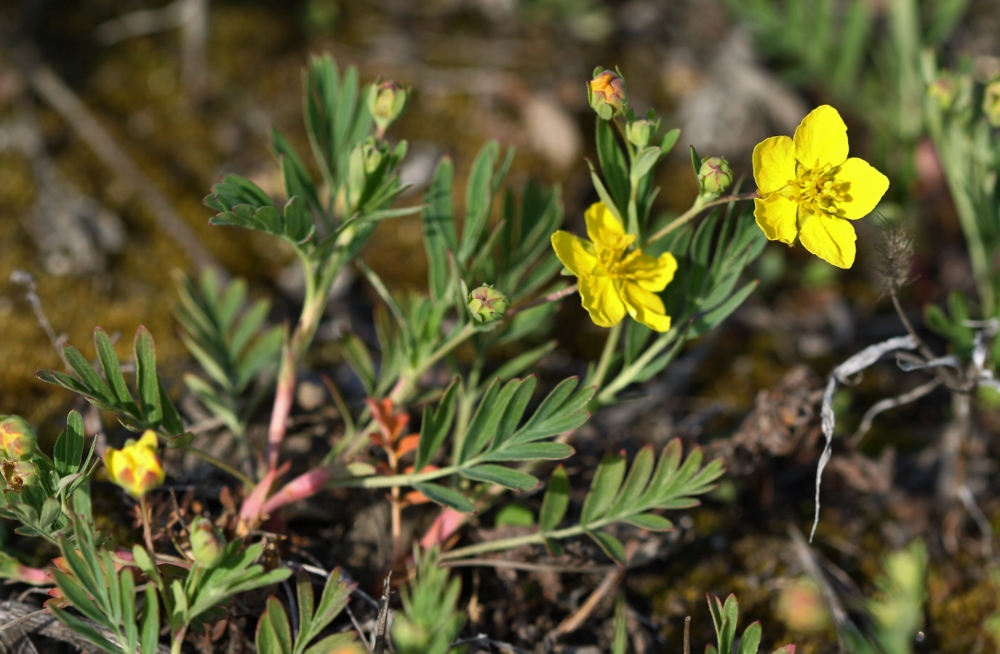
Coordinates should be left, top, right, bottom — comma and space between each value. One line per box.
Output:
752, 105, 889, 268
104, 430, 164, 497
551, 202, 677, 332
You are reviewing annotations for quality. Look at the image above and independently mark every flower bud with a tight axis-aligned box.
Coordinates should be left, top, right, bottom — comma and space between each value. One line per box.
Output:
588, 69, 627, 120
626, 118, 656, 148
928, 74, 959, 111
368, 81, 408, 137
2, 459, 39, 491
467, 284, 508, 324
697, 156, 733, 196
189, 517, 226, 568
983, 77, 1000, 127
0, 415, 37, 461
347, 138, 383, 208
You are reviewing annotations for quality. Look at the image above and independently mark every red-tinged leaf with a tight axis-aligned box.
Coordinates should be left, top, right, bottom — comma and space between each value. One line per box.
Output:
261, 465, 335, 515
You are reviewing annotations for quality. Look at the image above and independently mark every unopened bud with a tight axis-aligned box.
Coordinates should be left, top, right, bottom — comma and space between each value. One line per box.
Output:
368, 81, 408, 136
467, 284, 508, 324
0, 416, 37, 461
698, 156, 733, 196
928, 74, 959, 111
189, 517, 226, 568
588, 68, 627, 120
626, 118, 656, 148
2, 459, 38, 491
347, 138, 384, 208
984, 77, 1000, 127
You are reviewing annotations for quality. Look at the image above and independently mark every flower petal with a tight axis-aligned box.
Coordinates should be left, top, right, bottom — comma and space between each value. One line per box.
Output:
579, 274, 626, 328
584, 202, 626, 248
799, 213, 857, 268
752, 135, 796, 195
551, 231, 597, 277
628, 251, 678, 292
834, 158, 890, 219
753, 193, 799, 244
138, 430, 159, 451
793, 105, 849, 170
620, 283, 672, 332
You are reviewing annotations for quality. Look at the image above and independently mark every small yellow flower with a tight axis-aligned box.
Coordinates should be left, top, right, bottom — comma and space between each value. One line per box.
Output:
752, 105, 890, 269
551, 202, 677, 332
104, 430, 165, 497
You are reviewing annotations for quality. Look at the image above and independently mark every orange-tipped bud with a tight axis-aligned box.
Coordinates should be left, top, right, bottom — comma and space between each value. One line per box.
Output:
190, 517, 226, 568
588, 68, 627, 120
0, 415, 37, 461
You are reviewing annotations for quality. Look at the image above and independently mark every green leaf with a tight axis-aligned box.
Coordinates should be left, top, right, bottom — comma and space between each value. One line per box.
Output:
459, 141, 499, 264
690, 144, 702, 177
62, 344, 114, 404
134, 326, 162, 425
691, 280, 759, 337
494, 504, 536, 528
622, 513, 673, 531
266, 595, 294, 654
459, 378, 517, 463
341, 333, 375, 396
49, 605, 123, 654
294, 570, 315, 650
587, 530, 626, 566
489, 376, 537, 451
509, 377, 593, 445
660, 128, 680, 155
303, 634, 358, 654
612, 596, 628, 654
580, 452, 626, 524
596, 120, 628, 213
140, 584, 160, 654
480, 441, 574, 462
415, 377, 460, 472
299, 568, 354, 651
51, 568, 108, 627
607, 444, 654, 516
737, 621, 763, 654
490, 341, 557, 383
460, 465, 539, 491
94, 328, 137, 413
413, 482, 475, 513
256, 608, 284, 654
539, 465, 570, 532
54, 410, 85, 475
423, 157, 457, 301
587, 160, 624, 224
630, 146, 661, 185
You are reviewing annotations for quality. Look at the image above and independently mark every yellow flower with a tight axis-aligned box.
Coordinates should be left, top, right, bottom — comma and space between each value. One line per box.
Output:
752, 105, 890, 269
104, 430, 165, 497
551, 202, 677, 332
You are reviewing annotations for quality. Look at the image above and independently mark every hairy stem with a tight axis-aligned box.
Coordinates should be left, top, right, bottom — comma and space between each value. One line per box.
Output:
643, 192, 758, 247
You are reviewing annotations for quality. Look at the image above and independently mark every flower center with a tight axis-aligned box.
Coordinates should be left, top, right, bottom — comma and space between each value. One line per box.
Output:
781, 164, 849, 217
597, 233, 641, 278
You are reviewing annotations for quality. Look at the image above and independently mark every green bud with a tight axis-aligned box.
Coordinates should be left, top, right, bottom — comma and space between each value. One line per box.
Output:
626, 118, 657, 148
588, 68, 627, 120
697, 156, 733, 196
347, 138, 383, 208
0, 416, 37, 461
368, 81, 408, 137
467, 284, 508, 324
983, 77, 1000, 127
189, 517, 226, 569
2, 459, 38, 491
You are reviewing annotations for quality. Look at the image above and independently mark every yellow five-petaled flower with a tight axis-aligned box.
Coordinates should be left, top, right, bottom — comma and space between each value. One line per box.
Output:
752, 105, 890, 269
552, 202, 678, 332
104, 430, 165, 497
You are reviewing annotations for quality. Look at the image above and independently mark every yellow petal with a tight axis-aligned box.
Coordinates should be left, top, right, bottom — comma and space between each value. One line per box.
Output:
793, 105, 849, 170
799, 213, 857, 268
627, 251, 678, 292
104, 449, 123, 482
621, 283, 672, 332
753, 193, 799, 244
584, 202, 626, 248
579, 274, 626, 328
138, 430, 159, 451
834, 158, 890, 219
551, 231, 597, 277
752, 136, 796, 195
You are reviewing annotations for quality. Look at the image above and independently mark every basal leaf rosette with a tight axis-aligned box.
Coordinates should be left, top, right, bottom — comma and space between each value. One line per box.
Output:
551, 202, 677, 332
752, 105, 889, 269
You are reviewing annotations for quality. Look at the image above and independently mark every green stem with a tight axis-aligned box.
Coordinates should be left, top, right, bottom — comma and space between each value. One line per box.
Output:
643, 192, 758, 247
388, 322, 479, 405
438, 519, 617, 562
596, 326, 684, 405
588, 323, 622, 391
186, 447, 254, 489
326, 464, 459, 490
